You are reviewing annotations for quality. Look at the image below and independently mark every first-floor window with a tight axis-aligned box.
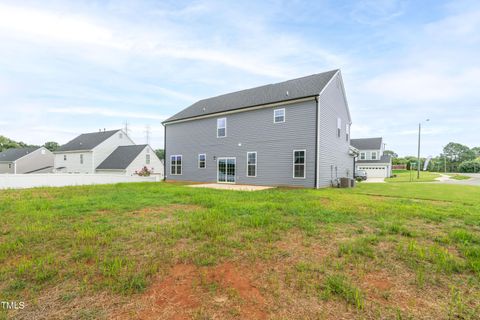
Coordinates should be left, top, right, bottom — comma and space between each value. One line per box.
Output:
8, 163, 12, 169
198, 154, 206, 168
80, 154, 84, 164
170, 155, 182, 175
146, 154, 151, 164
274, 108, 285, 123
293, 150, 306, 178
247, 152, 257, 177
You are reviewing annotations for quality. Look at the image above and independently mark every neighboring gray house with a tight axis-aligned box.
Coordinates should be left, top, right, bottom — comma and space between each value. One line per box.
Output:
162, 69, 354, 188
351, 137, 392, 178
54, 129, 135, 173
0, 147, 54, 174
96, 144, 164, 177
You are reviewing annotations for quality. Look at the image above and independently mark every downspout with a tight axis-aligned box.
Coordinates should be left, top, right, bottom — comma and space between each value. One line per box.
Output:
163, 123, 166, 181
314, 96, 319, 189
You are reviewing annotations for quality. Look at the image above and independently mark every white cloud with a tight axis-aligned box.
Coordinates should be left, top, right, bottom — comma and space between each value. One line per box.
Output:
47, 107, 168, 121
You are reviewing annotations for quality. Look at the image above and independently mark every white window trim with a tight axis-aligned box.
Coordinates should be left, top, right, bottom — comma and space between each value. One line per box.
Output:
217, 157, 236, 184
217, 118, 227, 138
360, 152, 366, 160
170, 154, 183, 175
246, 151, 257, 177
80, 154, 84, 164
198, 153, 206, 169
146, 154, 151, 164
292, 149, 306, 179
371, 151, 378, 160
273, 108, 285, 123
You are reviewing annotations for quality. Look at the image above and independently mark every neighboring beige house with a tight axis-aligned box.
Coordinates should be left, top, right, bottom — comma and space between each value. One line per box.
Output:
350, 137, 392, 178
0, 147, 54, 174
54, 129, 135, 174
96, 144, 164, 177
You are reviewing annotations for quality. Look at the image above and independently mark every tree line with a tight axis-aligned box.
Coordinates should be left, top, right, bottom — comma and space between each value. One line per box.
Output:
389, 142, 480, 173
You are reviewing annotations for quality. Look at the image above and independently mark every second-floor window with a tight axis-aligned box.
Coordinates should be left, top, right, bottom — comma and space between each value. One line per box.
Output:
64, 155, 67, 161
274, 108, 285, 123
337, 118, 342, 138
146, 154, 151, 164
360, 152, 366, 160
372, 152, 377, 160
217, 118, 226, 138
198, 154, 206, 168
80, 154, 83, 164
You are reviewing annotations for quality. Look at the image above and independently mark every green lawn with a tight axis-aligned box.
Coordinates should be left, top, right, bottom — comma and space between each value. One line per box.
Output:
1, 182, 479, 319
449, 174, 471, 180
386, 170, 440, 182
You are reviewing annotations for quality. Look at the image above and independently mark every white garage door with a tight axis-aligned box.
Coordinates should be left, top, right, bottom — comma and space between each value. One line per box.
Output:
358, 166, 388, 178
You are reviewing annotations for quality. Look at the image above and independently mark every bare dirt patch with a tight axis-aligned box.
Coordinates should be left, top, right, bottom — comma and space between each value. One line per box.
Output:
131, 204, 202, 216
113, 261, 267, 320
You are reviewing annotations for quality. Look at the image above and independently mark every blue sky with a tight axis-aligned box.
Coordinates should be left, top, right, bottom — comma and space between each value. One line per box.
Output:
0, 0, 478, 156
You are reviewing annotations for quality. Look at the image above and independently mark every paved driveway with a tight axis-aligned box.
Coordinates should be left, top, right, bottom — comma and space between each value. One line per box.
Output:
435, 173, 480, 186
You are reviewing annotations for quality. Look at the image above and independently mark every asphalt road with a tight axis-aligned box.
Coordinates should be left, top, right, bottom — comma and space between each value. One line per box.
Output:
438, 173, 480, 186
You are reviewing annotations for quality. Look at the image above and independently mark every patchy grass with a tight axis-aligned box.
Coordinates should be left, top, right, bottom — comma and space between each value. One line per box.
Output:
0, 182, 479, 319
387, 170, 440, 182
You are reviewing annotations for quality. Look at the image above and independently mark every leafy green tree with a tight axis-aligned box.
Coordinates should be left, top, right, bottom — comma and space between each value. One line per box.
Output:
443, 142, 475, 163
0, 135, 31, 152
43, 141, 60, 152
472, 147, 480, 157
155, 149, 165, 160
458, 159, 480, 173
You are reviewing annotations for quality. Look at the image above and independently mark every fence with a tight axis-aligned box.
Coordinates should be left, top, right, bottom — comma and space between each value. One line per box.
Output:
0, 174, 160, 189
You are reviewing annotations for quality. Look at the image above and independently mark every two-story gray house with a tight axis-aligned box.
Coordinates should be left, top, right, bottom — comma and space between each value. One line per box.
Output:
163, 69, 354, 188
350, 137, 392, 178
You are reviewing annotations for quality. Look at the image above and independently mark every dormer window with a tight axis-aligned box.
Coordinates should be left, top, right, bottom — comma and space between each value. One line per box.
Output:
360, 152, 366, 160
274, 108, 285, 123
372, 152, 377, 160
217, 118, 226, 138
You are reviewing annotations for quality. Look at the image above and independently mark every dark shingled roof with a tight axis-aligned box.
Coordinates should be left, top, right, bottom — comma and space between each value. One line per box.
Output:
164, 70, 339, 123
0, 147, 40, 162
96, 145, 147, 170
57, 130, 121, 152
350, 137, 383, 150
357, 155, 392, 164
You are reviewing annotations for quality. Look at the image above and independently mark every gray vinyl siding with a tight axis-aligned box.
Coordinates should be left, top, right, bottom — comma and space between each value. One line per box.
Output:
0, 162, 14, 174
318, 73, 354, 187
165, 99, 317, 187
15, 147, 54, 174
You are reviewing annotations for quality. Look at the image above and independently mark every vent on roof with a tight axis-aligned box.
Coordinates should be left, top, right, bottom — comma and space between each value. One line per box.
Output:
286, 90, 289, 96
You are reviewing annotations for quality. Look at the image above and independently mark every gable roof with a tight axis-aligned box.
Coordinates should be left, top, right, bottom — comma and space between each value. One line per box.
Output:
57, 130, 121, 152
96, 145, 148, 170
164, 69, 339, 123
0, 147, 40, 162
350, 137, 383, 150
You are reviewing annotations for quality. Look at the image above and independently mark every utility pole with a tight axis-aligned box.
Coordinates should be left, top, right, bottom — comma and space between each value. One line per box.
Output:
123, 121, 130, 136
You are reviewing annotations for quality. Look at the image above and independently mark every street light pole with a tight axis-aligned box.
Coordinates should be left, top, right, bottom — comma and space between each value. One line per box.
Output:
417, 119, 430, 179
417, 123, 421, 179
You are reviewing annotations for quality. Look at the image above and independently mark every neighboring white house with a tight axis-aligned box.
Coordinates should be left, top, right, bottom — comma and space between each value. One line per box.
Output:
54, 129, 135, 174
96, 144, 164, 177
350, 137, 392, 178
0, 147, 54, 174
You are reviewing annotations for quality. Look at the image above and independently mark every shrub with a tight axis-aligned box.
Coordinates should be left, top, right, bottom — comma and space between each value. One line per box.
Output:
458, 160, 480, 173
135, 166, 153, 176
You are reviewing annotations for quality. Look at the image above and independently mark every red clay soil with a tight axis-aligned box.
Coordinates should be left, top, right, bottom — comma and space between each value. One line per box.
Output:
114, 262, 267, 320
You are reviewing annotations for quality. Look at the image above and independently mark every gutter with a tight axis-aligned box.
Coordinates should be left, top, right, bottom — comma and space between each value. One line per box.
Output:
163, 123, 166, 181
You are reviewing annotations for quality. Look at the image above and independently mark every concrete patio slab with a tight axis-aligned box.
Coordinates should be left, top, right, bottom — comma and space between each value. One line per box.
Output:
188, 183, 274, 191
362, 178, 386, 183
